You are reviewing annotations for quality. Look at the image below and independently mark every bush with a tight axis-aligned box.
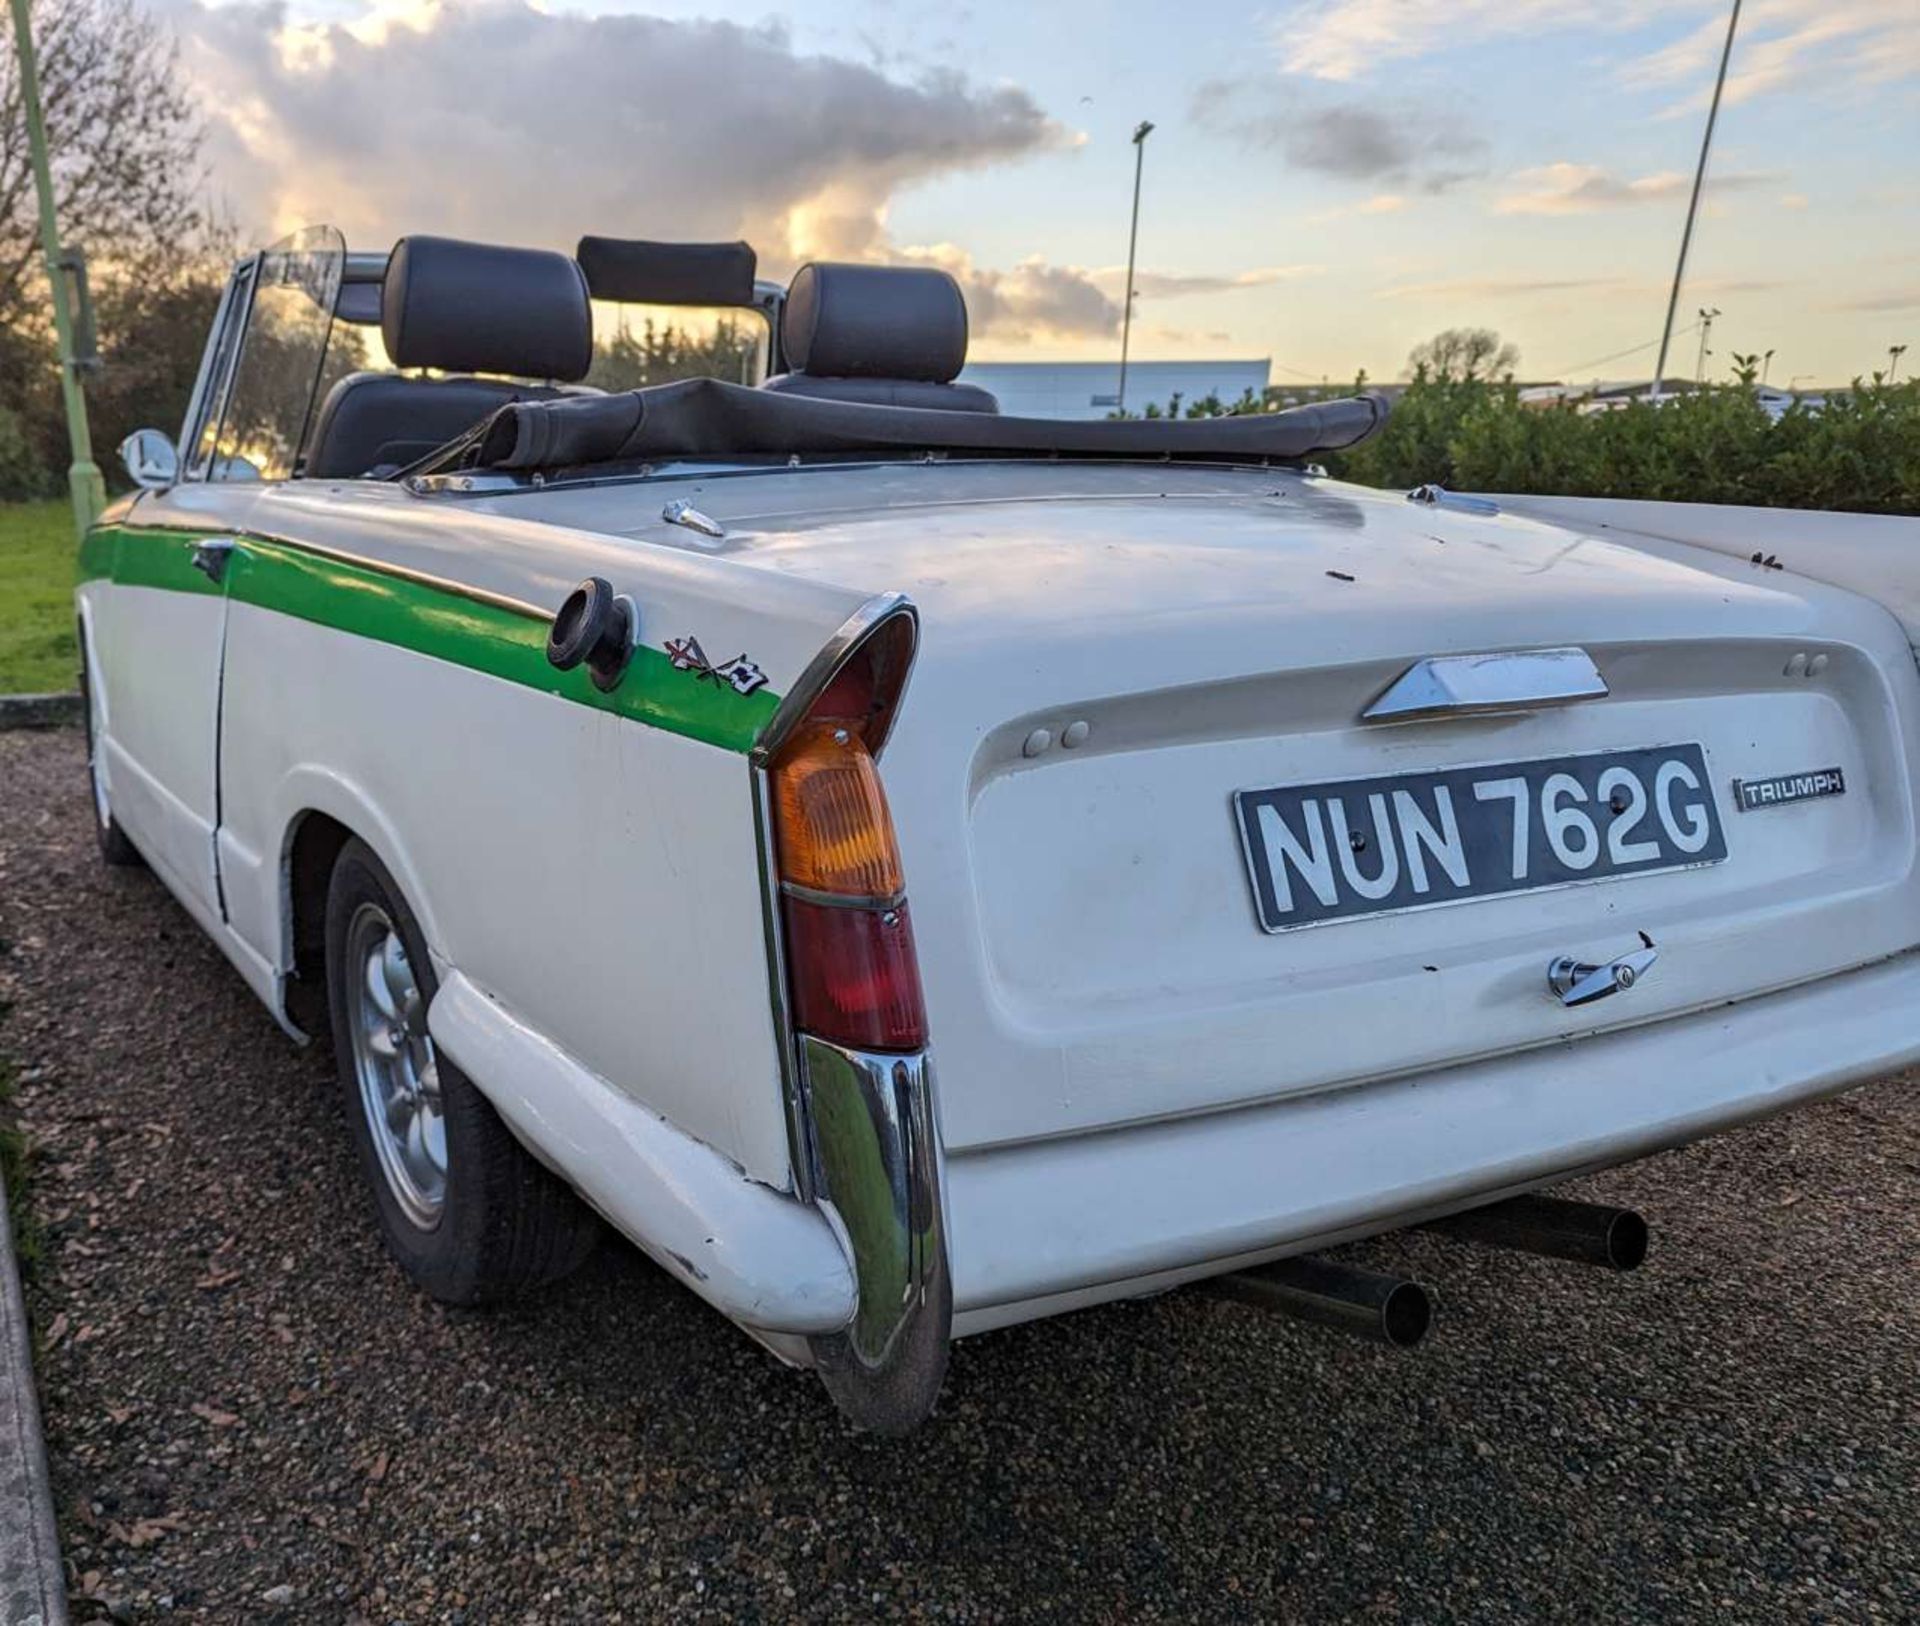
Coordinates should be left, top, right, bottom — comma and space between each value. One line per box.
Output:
1327, 374, 1920, 515
0, 405, 50, 501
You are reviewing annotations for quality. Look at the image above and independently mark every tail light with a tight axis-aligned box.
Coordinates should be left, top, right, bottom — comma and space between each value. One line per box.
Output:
767, 610, 927, 1053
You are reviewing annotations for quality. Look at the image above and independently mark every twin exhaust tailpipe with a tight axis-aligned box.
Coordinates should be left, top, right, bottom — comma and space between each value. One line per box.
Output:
1203, 1193, 1647, 1349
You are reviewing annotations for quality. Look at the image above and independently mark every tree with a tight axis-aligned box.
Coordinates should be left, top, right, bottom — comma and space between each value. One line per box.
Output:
1, 0, 207, 325
1407, 327, 1519, 383
3, 0, 214, 489
586, 315, 763, 392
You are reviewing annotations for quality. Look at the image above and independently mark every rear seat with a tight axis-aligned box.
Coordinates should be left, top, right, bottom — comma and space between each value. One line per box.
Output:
307, 236, 598, 478
761, 263, 998, 413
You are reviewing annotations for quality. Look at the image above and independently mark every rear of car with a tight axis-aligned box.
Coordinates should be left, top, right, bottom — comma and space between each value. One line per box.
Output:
828, 478, 1920, 1334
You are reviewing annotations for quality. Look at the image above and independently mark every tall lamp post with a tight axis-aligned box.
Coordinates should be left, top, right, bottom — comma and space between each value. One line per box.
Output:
1891, 344, 1908, 384
1650, 0, 1742, 401
1695, 307, 1721, 384
7, 0, 105, 542
1117, 119, 1154, 416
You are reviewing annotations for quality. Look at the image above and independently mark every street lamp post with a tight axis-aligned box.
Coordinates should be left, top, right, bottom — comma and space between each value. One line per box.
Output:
1695, 307, 1721, 384
1650, 0, 1742, 401
1117, 119, 1154, 417
1891, 344, 1908, 384
7, 0, 106, 542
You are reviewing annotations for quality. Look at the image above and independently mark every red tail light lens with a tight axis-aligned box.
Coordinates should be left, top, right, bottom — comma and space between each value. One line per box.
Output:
768, 607, 928, 1053
783, 896, 927, 1052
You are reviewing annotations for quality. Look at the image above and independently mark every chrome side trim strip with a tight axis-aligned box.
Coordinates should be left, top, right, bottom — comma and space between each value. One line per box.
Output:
115, 521, 554, 623
750, 762, 811, 1201
1363, 646, 1608, 723
269, 534, 554, 622
750, 592, 918, 766
779, 879, 907, 912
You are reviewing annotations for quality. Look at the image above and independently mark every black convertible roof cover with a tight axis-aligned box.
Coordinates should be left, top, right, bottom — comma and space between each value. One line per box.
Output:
413, 378, 1388, 477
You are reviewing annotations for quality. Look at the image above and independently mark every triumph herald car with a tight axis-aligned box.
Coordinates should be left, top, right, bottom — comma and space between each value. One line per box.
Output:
81, 226, 1920, 1431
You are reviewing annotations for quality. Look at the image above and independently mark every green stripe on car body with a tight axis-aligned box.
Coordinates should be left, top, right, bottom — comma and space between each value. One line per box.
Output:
79, 523, 782, 753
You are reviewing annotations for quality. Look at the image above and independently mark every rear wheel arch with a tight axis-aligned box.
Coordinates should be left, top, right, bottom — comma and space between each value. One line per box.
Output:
283, 808, 354, 1037
271, 774, 446, 1037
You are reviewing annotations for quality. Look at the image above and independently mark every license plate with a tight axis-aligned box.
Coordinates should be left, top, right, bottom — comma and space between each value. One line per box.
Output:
1233, 744, 1727, 933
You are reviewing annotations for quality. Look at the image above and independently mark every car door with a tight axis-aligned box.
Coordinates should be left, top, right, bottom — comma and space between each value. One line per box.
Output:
86, 228, 344, 923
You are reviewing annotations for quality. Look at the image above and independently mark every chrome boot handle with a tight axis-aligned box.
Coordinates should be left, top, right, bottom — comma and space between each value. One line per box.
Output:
1549, 944, 1658, 1008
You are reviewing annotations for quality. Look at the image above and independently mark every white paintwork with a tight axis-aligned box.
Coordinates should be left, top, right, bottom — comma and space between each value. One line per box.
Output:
428, 972, 855, 1334
1482, 494, 1920, 643
87, 580, 227, 913
473, 466, 1920, 1156
88, 445, 1920, 1361
215, 596, 803, 1185
945, 946, 1920, 1332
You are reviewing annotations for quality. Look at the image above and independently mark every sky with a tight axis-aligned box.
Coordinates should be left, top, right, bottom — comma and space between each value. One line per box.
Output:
164, 0, 1920, 384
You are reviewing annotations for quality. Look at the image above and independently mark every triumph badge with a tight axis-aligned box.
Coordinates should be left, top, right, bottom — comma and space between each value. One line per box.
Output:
1732, 767, 1845, 812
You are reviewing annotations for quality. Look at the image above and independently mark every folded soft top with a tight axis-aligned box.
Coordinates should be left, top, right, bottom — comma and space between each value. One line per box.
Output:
412, 377, 1389, 476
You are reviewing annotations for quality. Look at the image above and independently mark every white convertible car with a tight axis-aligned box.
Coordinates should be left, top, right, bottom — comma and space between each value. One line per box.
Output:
83, 228, 1920, 1430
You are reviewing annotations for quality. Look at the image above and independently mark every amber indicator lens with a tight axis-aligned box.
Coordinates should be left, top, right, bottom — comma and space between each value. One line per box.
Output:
771, 724, 904, 899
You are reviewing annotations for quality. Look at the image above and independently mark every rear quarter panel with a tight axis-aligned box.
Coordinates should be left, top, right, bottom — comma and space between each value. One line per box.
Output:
214, 484, 867, 1189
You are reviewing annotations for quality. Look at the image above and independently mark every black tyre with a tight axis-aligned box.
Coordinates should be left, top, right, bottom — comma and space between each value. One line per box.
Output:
323, 838, 598, 1302
77, 625, 141, 868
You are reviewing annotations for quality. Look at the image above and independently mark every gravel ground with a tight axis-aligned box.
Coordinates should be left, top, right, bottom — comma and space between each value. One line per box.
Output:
1, 726, 1916, 1624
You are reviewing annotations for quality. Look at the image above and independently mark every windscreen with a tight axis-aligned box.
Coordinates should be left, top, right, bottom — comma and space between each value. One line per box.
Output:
211, 225, 346, 481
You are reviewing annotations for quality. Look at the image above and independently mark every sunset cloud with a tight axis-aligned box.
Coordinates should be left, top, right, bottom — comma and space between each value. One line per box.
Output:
163, 0, 1124, 339
1493, 162, 1774, 215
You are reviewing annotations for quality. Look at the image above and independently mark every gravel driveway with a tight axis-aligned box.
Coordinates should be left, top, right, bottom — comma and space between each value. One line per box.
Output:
1, 727, 1916, 1623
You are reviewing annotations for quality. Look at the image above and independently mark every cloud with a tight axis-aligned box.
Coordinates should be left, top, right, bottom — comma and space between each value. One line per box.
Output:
1121, 266, 1321, 297
1309, 193, 1407, 222
893, 245, 1119, 343
1270, 0, 1916, 99
165, 0, 1102, 336
1269, 0, 1658, 82
880, 251, 1317, 342
1831, 288, 1920, 314
1379, 276, 1628, 301
1143, 326, 1237, 346
1493, 162, 1775, 215
1192, 80, 1484, 191
1623, 1, 1920, 113
1688, 277, 1790, 295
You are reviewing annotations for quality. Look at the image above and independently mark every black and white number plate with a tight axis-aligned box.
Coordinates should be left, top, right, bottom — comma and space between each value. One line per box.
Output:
1234, 744, 1727, 933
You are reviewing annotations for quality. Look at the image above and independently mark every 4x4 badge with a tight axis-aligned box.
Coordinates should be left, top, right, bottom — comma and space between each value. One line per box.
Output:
665, 635, 767, 696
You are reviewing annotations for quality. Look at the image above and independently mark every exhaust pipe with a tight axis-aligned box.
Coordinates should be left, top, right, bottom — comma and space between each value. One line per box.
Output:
1419, 1194, 1648, 1271
1202, 1255, 1432, 1348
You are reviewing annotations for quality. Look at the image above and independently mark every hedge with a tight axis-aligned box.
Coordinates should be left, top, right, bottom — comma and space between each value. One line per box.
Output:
1325, 372, 1920, 515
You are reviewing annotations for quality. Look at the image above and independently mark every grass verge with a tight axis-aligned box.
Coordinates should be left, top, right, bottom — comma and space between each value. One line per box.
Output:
0, 500, 78, 695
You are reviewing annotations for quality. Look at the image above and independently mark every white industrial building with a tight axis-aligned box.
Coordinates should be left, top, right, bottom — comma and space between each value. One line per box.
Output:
958, 359, 1273, 421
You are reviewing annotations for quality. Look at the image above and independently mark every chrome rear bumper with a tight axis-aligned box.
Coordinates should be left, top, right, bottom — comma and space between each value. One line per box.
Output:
942, 949, 1920, 1336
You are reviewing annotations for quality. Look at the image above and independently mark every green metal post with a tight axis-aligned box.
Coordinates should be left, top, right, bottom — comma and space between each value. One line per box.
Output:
7, 0, 106, 542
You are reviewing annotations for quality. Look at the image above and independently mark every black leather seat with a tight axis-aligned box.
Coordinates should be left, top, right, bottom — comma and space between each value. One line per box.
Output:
761, 263, 997, 413
306, 236, 597, 478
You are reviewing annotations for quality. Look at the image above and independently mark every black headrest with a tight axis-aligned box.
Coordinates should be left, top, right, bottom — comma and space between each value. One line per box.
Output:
576, 237, 757, 307
780, 262, 967, 382
383, 235, 592, 382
